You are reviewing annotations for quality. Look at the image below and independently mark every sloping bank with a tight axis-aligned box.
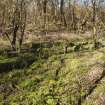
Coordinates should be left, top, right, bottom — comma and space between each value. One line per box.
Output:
0, 53, 36, 73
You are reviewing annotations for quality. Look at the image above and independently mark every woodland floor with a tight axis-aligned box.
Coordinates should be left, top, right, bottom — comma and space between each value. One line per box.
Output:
0, 33, 105, 105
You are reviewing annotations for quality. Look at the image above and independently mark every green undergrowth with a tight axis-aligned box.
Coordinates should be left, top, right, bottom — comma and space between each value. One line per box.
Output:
1, 47, 105, 105
1, 33, 105, 105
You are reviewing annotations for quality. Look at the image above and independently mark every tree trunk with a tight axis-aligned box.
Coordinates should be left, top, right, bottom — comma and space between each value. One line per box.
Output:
92, 0, 97, 48
43, 0, 47, 32
19, 0, 27, 51
72, 0, 76, 31
12, 25, 19, 51
60, 0, 67, 27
